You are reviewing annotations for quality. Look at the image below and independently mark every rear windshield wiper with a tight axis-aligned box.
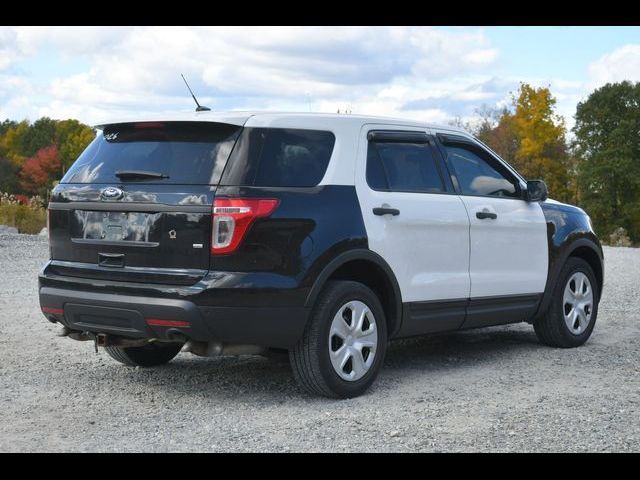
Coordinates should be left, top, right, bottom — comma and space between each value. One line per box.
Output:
115, 170, 169, 180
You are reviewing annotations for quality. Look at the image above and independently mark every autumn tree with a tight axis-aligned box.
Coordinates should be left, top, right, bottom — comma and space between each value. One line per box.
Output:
22, 117, 57, 157
511, 84, 572, 201
0, 120, 30, 166
471, 84, 573, 203
55, 119, 95, 173
0, 117, 94, 194
19, 145, 61, 196
0, 119, 18, 137
474, 105, 519, 167
573, 81, 640, 242
0, 158, 20, 192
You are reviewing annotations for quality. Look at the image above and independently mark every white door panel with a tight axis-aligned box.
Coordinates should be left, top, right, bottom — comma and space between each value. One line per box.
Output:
356, 124, 471, 303
434, 131, 549, 299
460, 196, 548, 297
362, 191, 471, 302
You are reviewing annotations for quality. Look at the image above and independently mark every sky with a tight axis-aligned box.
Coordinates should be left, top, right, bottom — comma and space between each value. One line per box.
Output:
1, 26, 640, 130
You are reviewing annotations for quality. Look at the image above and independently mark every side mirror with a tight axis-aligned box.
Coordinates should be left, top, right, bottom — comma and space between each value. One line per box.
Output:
526, 180, 548, 202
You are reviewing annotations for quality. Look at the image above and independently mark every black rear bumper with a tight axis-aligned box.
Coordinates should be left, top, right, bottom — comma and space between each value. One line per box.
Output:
39, 268, 310, 348
40, 286, 214, 341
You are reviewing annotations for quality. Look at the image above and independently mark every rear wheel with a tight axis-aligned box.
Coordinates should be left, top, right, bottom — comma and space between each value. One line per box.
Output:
104, 342, 183, 367
534, 257, 599, 348
290, 281, 387, 398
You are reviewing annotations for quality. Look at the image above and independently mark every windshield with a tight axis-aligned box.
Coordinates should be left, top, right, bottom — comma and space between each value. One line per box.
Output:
61, 122, 242, 185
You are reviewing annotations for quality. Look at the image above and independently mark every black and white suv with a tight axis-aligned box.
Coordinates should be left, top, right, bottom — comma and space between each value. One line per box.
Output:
39, 112, 604, 398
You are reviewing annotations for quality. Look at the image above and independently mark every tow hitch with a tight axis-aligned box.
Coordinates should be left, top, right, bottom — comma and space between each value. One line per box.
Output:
58, 326, 152, 351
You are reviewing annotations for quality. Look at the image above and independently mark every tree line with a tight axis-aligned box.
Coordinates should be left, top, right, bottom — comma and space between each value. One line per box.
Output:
0, 117, 94, 197
454, 81, 640, 245
1, 81, 639, 244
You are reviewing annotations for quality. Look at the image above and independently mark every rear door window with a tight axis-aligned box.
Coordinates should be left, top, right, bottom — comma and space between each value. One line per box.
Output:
61, 122, 241, 185
220, 128, 335, 187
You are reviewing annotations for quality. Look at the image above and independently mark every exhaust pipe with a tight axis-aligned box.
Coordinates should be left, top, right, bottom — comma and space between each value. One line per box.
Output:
182, 341, 266, 357
166, 328, 188, 343
57, 326, 72, 337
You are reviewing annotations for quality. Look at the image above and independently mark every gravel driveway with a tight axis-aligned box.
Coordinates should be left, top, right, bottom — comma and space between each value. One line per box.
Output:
0, 233, 638, 452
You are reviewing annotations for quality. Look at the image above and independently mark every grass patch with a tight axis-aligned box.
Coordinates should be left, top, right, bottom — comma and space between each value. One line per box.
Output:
0, 203, 46, 234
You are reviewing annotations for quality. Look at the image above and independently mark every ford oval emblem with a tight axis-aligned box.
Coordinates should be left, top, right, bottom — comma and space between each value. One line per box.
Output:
101, 186, 124, 200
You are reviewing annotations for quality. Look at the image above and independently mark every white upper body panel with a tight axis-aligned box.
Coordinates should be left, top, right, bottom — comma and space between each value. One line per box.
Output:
94, 111, 471, 186
96, 110, 469, 132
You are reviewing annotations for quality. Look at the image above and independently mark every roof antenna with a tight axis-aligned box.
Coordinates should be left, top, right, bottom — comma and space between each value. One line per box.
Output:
180, 74, 211, 112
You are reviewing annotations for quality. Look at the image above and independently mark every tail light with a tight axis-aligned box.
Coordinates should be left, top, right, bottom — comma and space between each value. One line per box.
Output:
211, 198, 279, 255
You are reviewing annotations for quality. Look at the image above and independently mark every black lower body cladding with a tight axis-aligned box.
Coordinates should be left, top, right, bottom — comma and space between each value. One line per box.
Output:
39, 269, 311, 348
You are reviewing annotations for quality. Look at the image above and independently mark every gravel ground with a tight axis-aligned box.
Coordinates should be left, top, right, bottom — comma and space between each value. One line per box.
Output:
0, 233, 638, 452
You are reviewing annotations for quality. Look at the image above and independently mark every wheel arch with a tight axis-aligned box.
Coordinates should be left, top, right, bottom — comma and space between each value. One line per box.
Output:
569, 244, 604, 301
534, 237, 604, 321
304, 249, 404, 338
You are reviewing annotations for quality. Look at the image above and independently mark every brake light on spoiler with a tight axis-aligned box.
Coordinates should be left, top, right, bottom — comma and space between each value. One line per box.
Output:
211, 198, 279, 255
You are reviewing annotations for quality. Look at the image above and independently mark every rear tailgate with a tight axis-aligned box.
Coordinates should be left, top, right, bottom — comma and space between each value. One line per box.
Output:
46, 121, 242, 285
48, 186, 213, 285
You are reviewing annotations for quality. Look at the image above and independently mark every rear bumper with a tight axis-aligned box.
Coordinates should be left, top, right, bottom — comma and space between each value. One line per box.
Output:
40, 286, 212, 341
39, 265, 310, 348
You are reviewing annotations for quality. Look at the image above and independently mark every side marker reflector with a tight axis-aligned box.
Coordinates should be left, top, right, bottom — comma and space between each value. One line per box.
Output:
146, 319, 191, 328
42, 306, 64, 315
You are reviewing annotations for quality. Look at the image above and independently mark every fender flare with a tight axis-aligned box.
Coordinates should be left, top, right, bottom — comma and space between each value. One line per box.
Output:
535, 237, 604, 320
304, 249, 404, 337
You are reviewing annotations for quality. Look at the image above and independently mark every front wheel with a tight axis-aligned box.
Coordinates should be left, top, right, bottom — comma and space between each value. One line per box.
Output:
534, 257, 599, 348
104, 342, 183, 367
290, 281, 388, 398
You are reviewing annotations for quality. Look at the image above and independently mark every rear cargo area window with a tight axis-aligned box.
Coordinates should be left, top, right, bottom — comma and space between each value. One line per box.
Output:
61, 122, 241, 185
220, 128, 335, 187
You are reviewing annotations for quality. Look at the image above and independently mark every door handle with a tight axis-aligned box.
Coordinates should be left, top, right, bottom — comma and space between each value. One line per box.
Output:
373, 207, 400, 216
476, 210, 497, 220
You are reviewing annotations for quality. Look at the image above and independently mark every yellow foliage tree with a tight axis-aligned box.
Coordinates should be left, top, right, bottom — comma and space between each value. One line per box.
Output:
55, 119, 95, 174
475, 84, 573, 203
509, 84, 572, 202
0, 120, 30, 167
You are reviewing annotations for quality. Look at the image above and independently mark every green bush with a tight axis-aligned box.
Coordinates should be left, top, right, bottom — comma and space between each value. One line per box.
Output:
0, 202, 46, 234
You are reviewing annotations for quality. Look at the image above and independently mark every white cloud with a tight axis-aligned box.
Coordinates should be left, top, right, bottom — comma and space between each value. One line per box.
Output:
0, 26, 505, 124
1, 25, 609, 134
462, 48, 499, 66
0, 28, 19, 70
588, 44, 640, 87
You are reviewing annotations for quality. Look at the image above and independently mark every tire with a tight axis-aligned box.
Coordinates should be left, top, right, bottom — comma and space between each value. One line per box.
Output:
290, 280, 388, 398
534, 257, 599, 348
104, 342, 183, 367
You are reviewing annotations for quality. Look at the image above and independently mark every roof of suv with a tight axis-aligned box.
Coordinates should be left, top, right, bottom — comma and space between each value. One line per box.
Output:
94, 111, 469, 135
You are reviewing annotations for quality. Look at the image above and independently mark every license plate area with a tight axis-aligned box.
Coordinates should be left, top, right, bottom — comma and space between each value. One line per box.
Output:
71, 210, 162, 244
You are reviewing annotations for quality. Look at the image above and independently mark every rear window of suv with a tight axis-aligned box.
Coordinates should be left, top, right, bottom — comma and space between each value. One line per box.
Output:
220, 128, 335, 187
61, 122, 241, 185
